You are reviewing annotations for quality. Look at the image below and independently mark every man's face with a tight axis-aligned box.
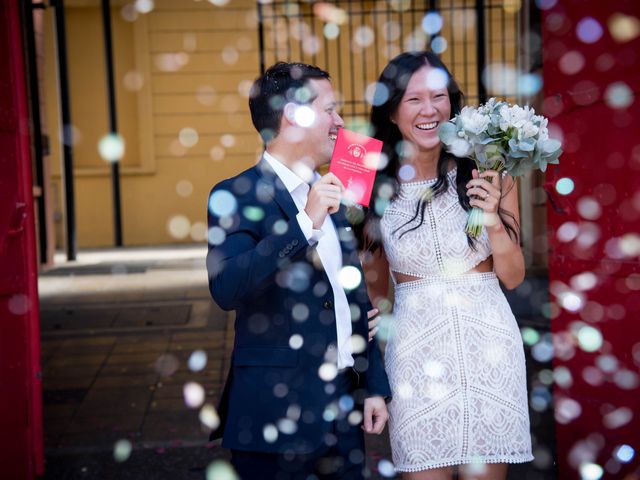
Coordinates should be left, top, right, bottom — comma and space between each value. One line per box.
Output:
294, 78, 344, 168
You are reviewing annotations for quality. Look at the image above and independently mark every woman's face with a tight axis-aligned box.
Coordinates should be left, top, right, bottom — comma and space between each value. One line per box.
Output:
391, 65, 451, 155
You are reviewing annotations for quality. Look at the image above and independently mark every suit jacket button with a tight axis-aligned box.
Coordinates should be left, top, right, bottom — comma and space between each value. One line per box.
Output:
323, 300, 333, 309
292, 239, 299, 246
278, 252, 285, 258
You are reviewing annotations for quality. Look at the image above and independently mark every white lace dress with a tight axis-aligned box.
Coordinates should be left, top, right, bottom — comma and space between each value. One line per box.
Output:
380, 168, 533, 472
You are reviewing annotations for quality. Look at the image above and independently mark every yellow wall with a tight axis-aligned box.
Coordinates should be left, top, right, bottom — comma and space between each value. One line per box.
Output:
44, 0, 262, 247
44, 0, 522, 248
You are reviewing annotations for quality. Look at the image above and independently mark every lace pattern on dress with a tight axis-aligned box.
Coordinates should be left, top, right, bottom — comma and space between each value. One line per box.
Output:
381, 168, 493, 282
380, 170, 533, 471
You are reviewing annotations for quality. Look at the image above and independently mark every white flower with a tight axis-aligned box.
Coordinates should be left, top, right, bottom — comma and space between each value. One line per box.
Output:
450, 138, 473, 157
478, 97, 497, 114
459, 106, 490, 135
499, 104, 535, 131
518, 120, 539, 139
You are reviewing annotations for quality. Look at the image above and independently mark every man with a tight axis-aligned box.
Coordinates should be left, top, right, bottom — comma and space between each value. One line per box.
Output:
206, 62, 391, 479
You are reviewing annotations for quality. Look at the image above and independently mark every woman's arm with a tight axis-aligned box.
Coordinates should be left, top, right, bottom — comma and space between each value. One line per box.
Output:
360, 246, 391, 309
467, 170, 525, 289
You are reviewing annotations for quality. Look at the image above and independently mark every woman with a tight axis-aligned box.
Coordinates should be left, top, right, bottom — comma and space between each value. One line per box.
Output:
360, 51, 533, 479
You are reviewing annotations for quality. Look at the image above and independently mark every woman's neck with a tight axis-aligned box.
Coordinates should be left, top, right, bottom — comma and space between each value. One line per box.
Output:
405, 149, 441, 181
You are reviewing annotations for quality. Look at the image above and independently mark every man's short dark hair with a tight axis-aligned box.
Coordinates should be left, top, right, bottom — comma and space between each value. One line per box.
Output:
249, 62, 330, 143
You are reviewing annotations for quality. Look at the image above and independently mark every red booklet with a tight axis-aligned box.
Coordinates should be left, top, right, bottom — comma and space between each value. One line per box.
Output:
329, 129, 382, 207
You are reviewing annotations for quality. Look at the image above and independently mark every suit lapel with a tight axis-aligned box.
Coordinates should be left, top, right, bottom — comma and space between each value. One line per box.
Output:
255, 158, 358, 258
254, 157, 299, 220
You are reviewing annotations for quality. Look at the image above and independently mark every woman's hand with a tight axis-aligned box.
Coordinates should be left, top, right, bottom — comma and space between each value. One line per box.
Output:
367, 308, 380, 342
466, 169, 502, 230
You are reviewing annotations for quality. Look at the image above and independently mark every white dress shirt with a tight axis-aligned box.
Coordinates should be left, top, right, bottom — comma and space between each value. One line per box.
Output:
263, 152, 354, 369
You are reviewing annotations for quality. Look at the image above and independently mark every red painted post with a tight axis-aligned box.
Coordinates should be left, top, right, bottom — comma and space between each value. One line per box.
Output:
543, 1, 640, 478
0, 0, 45, 477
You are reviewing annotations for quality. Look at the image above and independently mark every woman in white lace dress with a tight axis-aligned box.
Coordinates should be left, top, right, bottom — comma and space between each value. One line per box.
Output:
359, 52, 533, 479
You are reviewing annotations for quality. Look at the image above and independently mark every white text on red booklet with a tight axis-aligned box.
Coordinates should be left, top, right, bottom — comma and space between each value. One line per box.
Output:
329, 129, 382, 207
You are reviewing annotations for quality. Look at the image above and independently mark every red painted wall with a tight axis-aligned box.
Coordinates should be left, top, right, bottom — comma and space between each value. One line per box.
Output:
543, 0, 640, 478
0, 1, 44, 477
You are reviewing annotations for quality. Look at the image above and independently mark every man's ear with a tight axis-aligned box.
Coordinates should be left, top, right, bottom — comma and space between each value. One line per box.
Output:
283, 102, 297, 125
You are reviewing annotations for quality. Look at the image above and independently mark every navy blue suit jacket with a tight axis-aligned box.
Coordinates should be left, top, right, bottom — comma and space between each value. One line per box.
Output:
206, 158, 391, 454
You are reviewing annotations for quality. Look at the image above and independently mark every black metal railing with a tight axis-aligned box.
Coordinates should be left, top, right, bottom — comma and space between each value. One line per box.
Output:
257, 0, 525, 119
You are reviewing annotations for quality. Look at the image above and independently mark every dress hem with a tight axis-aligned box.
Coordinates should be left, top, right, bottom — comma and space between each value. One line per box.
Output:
393, 454, 535, 473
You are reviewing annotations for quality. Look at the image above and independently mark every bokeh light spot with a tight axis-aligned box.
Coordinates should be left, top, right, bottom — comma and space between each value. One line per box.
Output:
208, 226, 226, 246
289, 334, 304, 350
577, 17, 604, 44
365, 82, 389, 106
243, 206, 265, 222
293, 105, 316, 127
123, 70, 144, 91
179, 128, 198, 148
98, 133, 125, 163
220, 134, 236, 148
323, 23, 340, 40
518, 73, 542, 96
559, 51, 585, 75
555, 397, 582, 424
263, 424, 278, 443
176, 180, 193, 198
209, 190, 237, 217
167, 215, 191, 240
354, 26, 375, 48
426, 67, 448, 90
199, 404, 220, 430
421, 12, 443, 35
113, 439, 132, 463
188, 350, 207, 372
183, 382, 205, 409
134, 0, 154, 14
8, 294, 29, 315
604, 82, 634, 109
339, 266, 362, 290
206, 460, 238, 480
577, 325, 603, 352
521, 327, 540, 346
318, 362, 338, 381
430, 36, 448, 54
378, 459, 396, 477
577, 197, 602, 220
350, 334, 367, 354
292, 303, 309, 322
580, 463, 604, 480
608, 13, 640, 43
614, 444, 635, 463
154, 353, 179, 377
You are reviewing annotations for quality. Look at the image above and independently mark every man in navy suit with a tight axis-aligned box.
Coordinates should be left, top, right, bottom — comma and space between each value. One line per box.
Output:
206, 62, 391, 479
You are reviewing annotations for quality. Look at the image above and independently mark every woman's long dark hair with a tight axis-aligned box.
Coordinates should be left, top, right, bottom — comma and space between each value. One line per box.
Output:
354, 51, 519, 252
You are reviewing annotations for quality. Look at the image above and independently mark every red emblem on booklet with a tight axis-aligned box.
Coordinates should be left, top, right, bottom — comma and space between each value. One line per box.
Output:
329, 129, 382, 207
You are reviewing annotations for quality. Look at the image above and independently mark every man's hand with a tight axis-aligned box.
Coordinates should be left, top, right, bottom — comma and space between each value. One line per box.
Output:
305, 172, 344, 229
363, 396, 388, 435
367, 308, 380, 342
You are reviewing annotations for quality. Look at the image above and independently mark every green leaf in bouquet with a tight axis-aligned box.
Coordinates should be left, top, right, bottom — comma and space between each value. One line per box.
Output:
438, 121, 458, 145
508, 148, 529, 159
540, 138, 562, 154
505, 156, 533, 177
519, 137, 536, 152
473, 144, 489, 166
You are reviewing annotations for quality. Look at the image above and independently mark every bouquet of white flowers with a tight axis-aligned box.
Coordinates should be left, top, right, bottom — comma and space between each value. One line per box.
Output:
438, 98, 562, 238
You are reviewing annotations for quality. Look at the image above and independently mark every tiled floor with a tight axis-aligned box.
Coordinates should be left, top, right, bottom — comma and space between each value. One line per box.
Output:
38, 245, 556, 479
39, 246, 233, 478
